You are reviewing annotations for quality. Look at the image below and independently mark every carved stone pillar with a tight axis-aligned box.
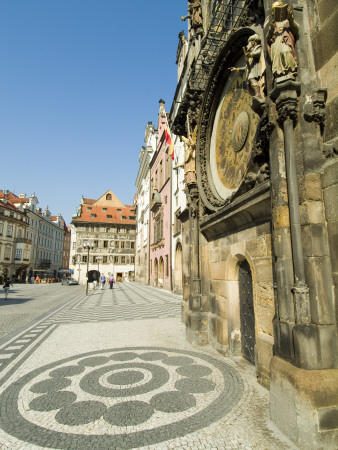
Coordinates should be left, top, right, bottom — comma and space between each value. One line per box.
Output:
185, 183, 208, 345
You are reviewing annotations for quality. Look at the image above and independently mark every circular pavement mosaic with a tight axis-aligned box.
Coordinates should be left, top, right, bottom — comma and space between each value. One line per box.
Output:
0, 347, 244, 449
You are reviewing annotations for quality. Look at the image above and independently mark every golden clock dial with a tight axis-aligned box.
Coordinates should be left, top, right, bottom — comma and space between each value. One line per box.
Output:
210, 64, 259, 200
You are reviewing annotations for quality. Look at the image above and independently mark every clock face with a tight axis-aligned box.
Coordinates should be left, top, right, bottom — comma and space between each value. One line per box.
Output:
209, 60, 259, 201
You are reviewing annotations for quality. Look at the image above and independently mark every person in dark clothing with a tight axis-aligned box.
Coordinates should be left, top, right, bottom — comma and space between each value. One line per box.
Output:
3, 278, 13, 299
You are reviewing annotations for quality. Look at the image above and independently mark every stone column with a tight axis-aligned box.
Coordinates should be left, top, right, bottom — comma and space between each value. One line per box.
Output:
185, 183, 208, 345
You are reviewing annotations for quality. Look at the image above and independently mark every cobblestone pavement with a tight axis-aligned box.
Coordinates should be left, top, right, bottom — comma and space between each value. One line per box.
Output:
0, 282, 298, 449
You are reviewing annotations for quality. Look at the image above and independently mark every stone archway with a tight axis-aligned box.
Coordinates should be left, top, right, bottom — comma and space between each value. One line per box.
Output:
174, 242, 183, 293
159, 257, 164, 287
154, 258, 158, 287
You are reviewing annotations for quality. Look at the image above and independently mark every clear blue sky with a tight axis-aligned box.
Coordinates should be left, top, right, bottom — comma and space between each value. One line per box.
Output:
0, 0, 187, 224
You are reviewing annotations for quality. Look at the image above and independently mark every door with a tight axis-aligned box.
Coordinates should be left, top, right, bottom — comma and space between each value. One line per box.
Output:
239, 260, 255, 364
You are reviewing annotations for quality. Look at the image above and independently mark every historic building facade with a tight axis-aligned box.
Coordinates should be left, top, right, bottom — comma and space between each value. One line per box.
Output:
135, 122, 157, 285
0, 191, 66, 279
70, 190, 136, 284
149, 101, 173, 290
170, 0, 337, 447
0, 198, 31, 282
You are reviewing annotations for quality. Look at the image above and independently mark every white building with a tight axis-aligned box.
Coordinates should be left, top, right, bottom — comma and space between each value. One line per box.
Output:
134, 122, 157, 285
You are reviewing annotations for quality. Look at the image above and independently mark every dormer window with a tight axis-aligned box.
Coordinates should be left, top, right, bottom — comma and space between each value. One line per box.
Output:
87, 207, 92, 211
106, 194, 112, 200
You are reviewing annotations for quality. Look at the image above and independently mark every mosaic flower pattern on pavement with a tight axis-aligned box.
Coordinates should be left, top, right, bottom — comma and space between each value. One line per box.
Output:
0, 346, 244, 449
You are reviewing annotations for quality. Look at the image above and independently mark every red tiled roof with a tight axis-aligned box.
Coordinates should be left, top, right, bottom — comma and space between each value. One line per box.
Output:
0, 199, 20, 212
82, 198, 96, 204
73, 204, 136, 225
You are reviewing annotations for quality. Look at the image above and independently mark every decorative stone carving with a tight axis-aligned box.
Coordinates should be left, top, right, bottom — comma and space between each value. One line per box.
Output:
181, 0, 203, 38
303, 88, 328, 132
230, 34, 266, 99
177, 126, 198, 186
266, 2, 299, 80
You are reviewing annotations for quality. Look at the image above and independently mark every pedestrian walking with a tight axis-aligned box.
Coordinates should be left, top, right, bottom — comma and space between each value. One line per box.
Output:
108, 275, 115, 289
100, 273, 106, 290
3, 278, 13, 300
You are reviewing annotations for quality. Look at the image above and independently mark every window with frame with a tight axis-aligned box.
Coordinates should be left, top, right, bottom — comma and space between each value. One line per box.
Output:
7, 224, 13, 237
82, 255, 87, 263
103, 256, 108, 263
121, 256, 125, 264
131, 241, 135, 249
90, 214, 96, 218
154, 211, 163, 243
4, 246, 11, 259
87, 207, 92, 211
165, 254, 169, 277
115, 241, 119, 248
0, 222, 3, 235
93, 256, 98, 263
131, 256, 135, 263
103, 241, 108, 248
15, 249, 22, 260
121, 241, 125, 249
106, 194, 112, 200
107, 215, 112, 218
94, 240, 99, 247
114, 256, 119, 263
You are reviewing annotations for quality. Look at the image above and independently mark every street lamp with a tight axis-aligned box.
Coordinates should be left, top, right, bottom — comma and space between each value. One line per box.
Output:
83, 241, 94, 295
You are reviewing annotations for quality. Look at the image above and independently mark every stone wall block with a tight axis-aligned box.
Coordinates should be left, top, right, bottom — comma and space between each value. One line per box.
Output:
321, 160, 338, 189
256, 332, 274, 386
216, 296, 227, 318
304, 256, 335, 324
256, 303, 274, 335
230, 241, 246, 258
317, 325, 338, 368
256, 221, 272, 236
273, 228, 293, 258
216, 316, 229, 346
279, 320, 295, 360
300, 201, 325, 225
301, 223, 330, 257
210, 280, 226, 297
246, 237, 267, 258
303, 173, 323, 201
254, 257, 273, 283
323, 183, 338, 222
209, 261, 226, 280
273, 205, 290, 229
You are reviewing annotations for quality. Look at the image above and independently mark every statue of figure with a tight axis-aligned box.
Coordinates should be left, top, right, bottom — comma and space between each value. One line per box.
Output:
181, 0, 203, 37
230, 34, 266, 98
266, 2, 299, 79
177, 126, 198, 185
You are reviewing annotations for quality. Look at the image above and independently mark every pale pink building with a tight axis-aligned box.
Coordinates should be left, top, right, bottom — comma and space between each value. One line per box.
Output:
149, 100, 172, 290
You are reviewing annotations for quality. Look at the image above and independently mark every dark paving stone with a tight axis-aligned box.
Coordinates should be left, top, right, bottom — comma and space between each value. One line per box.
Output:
176, 364, 212, 378
138, 351, 168, 361
150, 391, 196, 413
30, 377, 71, 394
55, 401, 107, 426
162, 356, 194, 366
80, 362, 169, 398
104, 401, 154, 426
77, 356, 110, 367
107, 370, 144, 385
109, 352, 139, 361
175, 378, 216, 394
49, 365, 84, 378
29, 391, 77, 412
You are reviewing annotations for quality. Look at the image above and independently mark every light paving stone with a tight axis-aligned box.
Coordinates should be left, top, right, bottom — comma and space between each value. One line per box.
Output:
0, 282, 297, 449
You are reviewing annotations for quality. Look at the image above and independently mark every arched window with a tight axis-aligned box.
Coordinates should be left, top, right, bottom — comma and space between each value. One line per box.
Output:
106, 194, 112, 200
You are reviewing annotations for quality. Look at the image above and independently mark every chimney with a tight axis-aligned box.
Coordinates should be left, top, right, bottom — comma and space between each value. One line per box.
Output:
19, 193, 26, 198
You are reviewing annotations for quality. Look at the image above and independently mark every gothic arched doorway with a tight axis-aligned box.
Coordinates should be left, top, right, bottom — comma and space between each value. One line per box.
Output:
239, 259, 255, 364
154, 258, 158, 287
159, 257, 164, 287
174, 242, 183, 292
